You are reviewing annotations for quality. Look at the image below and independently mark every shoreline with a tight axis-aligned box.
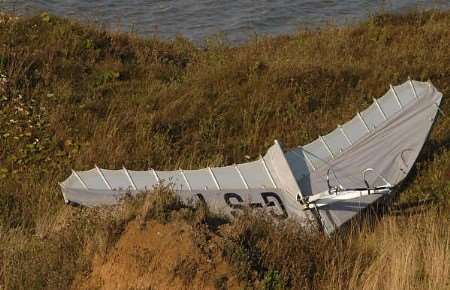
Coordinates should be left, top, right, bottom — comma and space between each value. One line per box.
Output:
1, 4, 449, 43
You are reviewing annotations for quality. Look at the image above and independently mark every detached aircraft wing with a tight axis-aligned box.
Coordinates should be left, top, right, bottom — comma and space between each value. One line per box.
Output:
60, 80, 443, 233
60, 140, 307, 222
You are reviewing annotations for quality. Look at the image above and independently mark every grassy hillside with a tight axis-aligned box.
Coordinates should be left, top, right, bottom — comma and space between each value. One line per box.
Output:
0, 10, 449, 290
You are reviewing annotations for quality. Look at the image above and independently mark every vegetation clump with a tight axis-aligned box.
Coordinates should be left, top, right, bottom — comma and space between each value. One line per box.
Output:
0, 10, 449, 290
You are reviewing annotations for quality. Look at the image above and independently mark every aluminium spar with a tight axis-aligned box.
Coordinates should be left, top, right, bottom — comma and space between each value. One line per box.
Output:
60, 80, 444, 233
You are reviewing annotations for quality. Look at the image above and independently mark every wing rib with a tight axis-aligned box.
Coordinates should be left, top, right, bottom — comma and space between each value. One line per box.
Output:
234, 164, 249, 189
390, 84, 403, 109
261, 155, 277, 188
208, 167, 220, 190
72, 169, 88, 189
123, 166, 137, 190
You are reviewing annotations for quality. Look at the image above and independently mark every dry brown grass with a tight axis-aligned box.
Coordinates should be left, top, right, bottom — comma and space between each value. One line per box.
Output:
321, 207, 450, 290
0, 10, 449, 290
214, 204, 449, 290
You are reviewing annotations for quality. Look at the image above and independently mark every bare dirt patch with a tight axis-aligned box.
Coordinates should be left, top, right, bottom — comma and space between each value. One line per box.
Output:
79, 218, 243, 290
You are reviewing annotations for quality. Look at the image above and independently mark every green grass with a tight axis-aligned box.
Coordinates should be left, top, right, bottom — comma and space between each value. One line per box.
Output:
0, 10, 449, 289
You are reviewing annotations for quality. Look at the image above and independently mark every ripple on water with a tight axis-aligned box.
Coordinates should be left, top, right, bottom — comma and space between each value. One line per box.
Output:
0, 0, 447, 42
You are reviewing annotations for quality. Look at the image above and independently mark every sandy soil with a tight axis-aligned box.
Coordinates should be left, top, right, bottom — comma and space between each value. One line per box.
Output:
78, 219, 243, 290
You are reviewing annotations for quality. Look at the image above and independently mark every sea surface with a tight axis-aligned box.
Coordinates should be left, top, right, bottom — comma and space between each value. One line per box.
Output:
1, 0, 448, 43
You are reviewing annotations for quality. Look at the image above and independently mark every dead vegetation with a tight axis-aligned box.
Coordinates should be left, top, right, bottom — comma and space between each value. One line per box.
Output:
0, 10, 449, 290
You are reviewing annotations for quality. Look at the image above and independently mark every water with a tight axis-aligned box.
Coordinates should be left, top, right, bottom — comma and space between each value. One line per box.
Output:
1, 0, 448, 43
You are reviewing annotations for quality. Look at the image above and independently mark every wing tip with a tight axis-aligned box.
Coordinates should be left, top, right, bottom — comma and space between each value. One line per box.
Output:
58, 182, 69, 204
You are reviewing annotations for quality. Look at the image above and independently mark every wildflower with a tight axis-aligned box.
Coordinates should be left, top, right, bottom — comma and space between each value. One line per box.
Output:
0, 72, 7, 94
